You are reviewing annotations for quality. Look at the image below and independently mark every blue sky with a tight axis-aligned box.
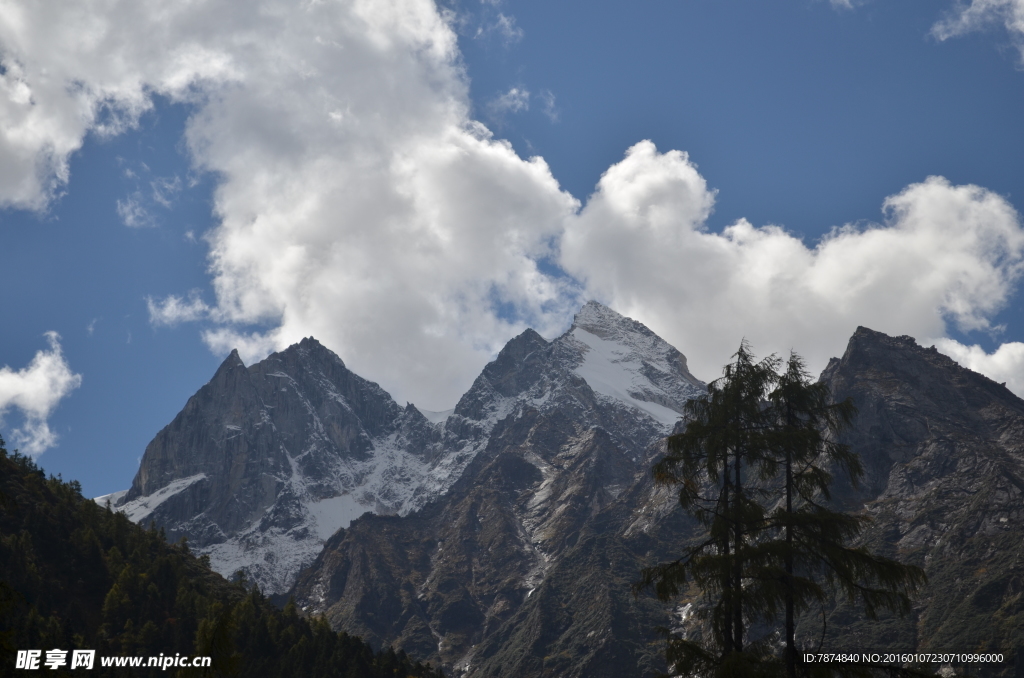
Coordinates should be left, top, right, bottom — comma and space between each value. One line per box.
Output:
2, 0, 1024, 497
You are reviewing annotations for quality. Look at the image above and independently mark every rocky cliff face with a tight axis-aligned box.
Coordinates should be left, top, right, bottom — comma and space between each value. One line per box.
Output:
810, 328, 1024, 659
111, 337, 444, 593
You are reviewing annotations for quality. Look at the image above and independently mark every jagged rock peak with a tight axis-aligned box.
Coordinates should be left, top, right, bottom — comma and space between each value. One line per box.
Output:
273, 335, 346, 367
215, 347, 246, 371
483, 328, 549, 375
572, 300, 655, 339
568, 300, 705, 391
824, 326, 1018, 402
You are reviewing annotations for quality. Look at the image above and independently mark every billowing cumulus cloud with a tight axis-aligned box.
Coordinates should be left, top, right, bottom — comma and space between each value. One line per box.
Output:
0, 333, 82, 455
2, 0, 1024, 407
0, 0, 243, 210
0, 0, 580, 409
562, 141, 1024, 385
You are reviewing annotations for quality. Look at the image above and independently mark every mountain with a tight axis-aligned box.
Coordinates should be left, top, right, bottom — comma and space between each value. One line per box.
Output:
292, 326, 1024, 677
105, 301, 704, 596
105, 302, 1024, 676
806, 328, 1024, 660
289, 302, 706, 676
103, 337, 445, 594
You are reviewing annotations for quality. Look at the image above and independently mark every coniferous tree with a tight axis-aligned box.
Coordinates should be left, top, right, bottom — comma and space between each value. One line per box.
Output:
635, 345, 926, 678
0, 434, 446, 678
762, 354, 926, 678
636, 342, 781, 676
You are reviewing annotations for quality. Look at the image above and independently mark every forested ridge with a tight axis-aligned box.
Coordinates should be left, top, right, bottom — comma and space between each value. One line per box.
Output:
0, 436, 444, 677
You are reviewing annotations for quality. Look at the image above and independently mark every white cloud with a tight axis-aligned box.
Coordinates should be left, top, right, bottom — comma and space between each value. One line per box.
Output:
492, 13, 523, 43
538, 89, 558, 123
486, 87, 530, 122
931, 338, 1024, 395
0, 0, 242, 211
116, 191, 154, 228
45, 0, 582, 408
147, 290, 211, 326
5, 0, 1024, 409
932, 0, 1024, 61
473, 12, 523, 44
0, 333, 82, 455
151, 175, 182, 208
561, 141, 1024, 387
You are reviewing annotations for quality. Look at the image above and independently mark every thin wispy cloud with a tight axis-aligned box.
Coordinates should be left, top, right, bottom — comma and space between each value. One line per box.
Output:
486, 87, 530, 126
932, 0, 1024, 62
151, 175, 182, 208
116, 192, 155, 228
538, 90, 558, 123
491, 13, 524, 43
147, 291, 211, 327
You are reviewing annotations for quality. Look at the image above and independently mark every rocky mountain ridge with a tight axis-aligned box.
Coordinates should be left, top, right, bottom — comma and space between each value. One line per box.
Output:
289, 313, 706, 675
806, 327, 1024, 658
102, 307, 1024, 677
104, 301, 704, 596
291, 326, 1024, 677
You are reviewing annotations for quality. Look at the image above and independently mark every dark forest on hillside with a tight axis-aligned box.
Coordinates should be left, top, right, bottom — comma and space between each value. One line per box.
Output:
0, 436, 443, 677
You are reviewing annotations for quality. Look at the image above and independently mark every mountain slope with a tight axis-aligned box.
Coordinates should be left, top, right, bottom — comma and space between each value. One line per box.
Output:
105, 337, 445, 594
294, 326, 1024, 677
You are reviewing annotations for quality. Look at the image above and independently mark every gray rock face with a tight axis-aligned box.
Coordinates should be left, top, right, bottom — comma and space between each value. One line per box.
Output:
293, 409, 684, 678
114, 304, 1024, 674
810, 327, 1024, 658
291, 302, 705, 676
115, 337, 442, 593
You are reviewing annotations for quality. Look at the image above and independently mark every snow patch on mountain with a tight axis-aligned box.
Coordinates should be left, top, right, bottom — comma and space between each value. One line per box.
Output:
94, 489, 128, 507
571, 326, 685, 427
308, 494, 369, 539
118, 474, 207, 523
565, 301, 705, 431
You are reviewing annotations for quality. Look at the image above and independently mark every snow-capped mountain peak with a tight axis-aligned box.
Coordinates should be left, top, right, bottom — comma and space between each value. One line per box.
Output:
103, 302, 706, 594
562, 301, 705, 426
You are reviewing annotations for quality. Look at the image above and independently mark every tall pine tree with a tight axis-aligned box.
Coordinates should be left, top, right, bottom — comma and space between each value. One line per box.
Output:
636, 345, 926, 678
636, 342, 781, 676
762, 353, 925, 678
